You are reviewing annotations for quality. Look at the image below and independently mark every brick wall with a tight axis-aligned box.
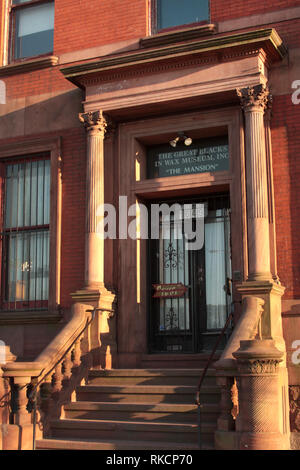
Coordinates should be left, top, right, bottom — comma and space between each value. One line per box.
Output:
53, 0, 148, 55
211, 0, 300, 22
0, 0, 300, 308
272, 94, 300, 299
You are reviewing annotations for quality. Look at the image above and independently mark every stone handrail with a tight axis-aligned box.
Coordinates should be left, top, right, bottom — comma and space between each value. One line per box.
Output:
214, 296, 265, 372
213, 296, 265, 448
1, 303, 97, 449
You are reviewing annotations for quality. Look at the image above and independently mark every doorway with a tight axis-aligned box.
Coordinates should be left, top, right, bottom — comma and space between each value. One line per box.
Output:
148, 194, 231, 353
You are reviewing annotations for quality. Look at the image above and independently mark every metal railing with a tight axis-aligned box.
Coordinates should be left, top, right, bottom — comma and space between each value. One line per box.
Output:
195, 310, 234, 449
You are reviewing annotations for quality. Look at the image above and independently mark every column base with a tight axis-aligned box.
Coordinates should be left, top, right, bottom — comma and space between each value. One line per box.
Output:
239, 432, 290, 450
236, 279, 285, 353
71, 284, 117, 370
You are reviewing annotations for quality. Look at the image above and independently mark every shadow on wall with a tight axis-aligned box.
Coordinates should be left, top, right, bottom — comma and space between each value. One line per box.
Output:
0, 88, 83, 139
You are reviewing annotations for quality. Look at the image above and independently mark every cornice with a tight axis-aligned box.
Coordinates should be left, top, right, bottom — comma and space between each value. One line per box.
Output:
60, 29, 287, 87
0, 55, 59, 78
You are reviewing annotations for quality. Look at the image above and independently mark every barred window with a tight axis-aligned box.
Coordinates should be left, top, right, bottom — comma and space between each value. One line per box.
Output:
1, 155, 50, 310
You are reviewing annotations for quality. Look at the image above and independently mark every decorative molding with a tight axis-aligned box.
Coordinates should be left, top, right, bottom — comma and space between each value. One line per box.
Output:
289, 386, 300, 433
140, 24, 216, 49
80, 54, 218, 87
237, 84, 271, 112
231, 378, 239, 420
237, 359, 280, 375
0, 55, 59, 78
79, 110, 107, 135
61, 29, 286, 86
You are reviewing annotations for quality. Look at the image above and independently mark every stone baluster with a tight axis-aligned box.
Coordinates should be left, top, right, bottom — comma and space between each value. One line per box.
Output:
12, 377, 31, 426
52, 363, 63, 394
62, 351, 73, 384
237, 84, 272, 281
216, 376, 235, 431
72, 338, 82, 369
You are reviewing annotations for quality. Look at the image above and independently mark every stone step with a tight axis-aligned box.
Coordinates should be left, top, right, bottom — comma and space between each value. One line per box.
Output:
140, 353, 221, 369
36, 437, 202, 451
49, 418, 215, 444
63, 401, 219, 423
76, 384, 219, 404
88, 368, 217, 386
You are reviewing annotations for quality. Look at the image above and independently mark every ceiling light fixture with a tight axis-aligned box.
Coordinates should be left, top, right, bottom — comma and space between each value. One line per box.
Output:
169, 132, 193, 148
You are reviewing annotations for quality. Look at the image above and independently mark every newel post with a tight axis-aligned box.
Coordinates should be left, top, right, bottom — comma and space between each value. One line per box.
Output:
233, 339, 289, 450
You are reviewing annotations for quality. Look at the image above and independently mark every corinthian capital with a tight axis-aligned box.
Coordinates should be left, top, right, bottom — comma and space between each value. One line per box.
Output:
237, 84, 271, 112
79, 110, 107, 134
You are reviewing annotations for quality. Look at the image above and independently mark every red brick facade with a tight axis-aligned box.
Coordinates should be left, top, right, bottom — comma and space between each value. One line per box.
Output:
0, 0, 299, 450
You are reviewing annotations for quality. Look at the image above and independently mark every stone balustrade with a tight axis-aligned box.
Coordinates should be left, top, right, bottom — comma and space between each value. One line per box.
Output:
214, 295, 290, 450
0, 303, 101, 450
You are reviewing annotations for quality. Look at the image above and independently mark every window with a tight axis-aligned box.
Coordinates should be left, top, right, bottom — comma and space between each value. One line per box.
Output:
1, 155, 50, 310
10, 0, 55, 60
156, 0, 209, 31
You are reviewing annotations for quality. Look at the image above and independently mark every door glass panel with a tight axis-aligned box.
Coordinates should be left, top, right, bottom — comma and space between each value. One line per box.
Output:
149, 195, 231, 353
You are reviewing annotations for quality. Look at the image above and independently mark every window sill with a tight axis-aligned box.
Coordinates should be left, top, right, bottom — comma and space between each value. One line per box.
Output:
140, 24, 216, 49
0, 55, 59, 78
0, 309, 63, 325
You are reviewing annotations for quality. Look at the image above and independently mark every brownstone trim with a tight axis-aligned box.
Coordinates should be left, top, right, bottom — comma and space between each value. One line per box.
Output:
0, 136, 62, 314
141, 23, 216, 48
61, 29, 286, 86
116, 106, 247, 365
0, 55, 58, 77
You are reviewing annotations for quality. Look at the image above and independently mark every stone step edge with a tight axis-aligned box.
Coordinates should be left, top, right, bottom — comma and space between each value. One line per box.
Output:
35, 437, 202, 450
89, 368, 216, 376
77, 385, 218, 394
64, 401, 203, 412
50, 417, 216, 432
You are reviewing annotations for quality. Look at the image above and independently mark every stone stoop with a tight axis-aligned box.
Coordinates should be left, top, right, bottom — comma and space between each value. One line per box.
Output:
36, 369, 220, 450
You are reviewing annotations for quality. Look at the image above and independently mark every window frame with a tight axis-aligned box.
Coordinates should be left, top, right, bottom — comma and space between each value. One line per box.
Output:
2, 153, 51, 311
9, 0, 55, 63
150, 0, 210, 35
0, 137, 62, 315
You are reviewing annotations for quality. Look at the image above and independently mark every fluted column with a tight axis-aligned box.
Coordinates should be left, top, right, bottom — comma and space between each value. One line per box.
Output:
237, 84, 272, 281
79, 110, 107, 288
78, 110, 117, 370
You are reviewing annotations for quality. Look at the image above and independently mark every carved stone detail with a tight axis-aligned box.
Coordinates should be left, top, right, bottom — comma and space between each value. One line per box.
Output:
289, 386, 300, 432
231, 378, 239, 420
237, 84, 271, 112
79, 110, 107, 135
237, 358, 280, 375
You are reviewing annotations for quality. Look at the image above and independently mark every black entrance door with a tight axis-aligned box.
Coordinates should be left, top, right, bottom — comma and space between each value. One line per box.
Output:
148, 195, 231, 353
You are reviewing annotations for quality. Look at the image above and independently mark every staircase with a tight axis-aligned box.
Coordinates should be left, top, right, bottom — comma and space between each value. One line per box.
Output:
36, 368, 220, 450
